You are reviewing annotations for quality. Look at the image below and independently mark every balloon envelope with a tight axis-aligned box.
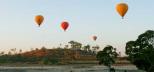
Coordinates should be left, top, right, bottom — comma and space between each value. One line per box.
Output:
92, 36, 97, 41
61, 21, 69, 31
116, 3, 128, 19
35, 15, 44, 27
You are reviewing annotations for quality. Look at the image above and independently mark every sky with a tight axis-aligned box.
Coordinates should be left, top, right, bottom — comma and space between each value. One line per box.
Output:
0, 0, 154, 55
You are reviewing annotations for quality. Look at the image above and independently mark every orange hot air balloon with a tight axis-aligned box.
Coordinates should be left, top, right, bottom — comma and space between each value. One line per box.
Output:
61, 21, 69, 31
35, 15, 44, 27
92, 36, 97, 41
116, 3, 128, 19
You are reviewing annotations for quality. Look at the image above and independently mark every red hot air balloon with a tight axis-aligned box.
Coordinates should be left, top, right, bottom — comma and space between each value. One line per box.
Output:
61, 21, 69, 31
92, 36, 97, 41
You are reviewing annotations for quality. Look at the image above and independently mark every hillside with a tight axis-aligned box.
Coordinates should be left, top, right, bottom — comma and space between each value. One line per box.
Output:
0, 47, 131, 66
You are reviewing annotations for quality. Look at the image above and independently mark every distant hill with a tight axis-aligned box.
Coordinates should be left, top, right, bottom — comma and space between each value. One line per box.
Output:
0, 48, 132, 65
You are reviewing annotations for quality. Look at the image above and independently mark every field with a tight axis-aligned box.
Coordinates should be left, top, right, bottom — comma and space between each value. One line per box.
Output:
0, 65, 145, 72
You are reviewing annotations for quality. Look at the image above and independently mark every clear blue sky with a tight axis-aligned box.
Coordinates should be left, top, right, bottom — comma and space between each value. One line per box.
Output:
0, 0, 154, 55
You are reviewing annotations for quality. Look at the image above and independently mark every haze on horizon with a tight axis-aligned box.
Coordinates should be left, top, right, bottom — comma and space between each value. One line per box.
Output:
0, 0, 154, 56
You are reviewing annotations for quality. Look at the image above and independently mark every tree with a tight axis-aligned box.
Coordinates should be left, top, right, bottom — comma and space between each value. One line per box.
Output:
10, 48, 17, 55
68, 40, 82, 50
64, 45, 69, 49
0, 52, 4, 56
96, 45, 118, 72
83, 44, 90, 52
92, 45, 100, 54
126, 30, 154, 72
19, 49, 22, 54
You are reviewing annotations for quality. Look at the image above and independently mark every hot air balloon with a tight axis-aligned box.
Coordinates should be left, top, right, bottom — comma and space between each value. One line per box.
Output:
61, 21, 69, 31
92, 36, 97, 41
116, 3, 128, 19
35, 15, 44, 27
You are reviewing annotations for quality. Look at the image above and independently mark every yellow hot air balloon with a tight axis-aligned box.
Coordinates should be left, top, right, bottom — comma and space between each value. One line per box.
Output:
116, 3, 128, 19
35, 15, 44, 27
